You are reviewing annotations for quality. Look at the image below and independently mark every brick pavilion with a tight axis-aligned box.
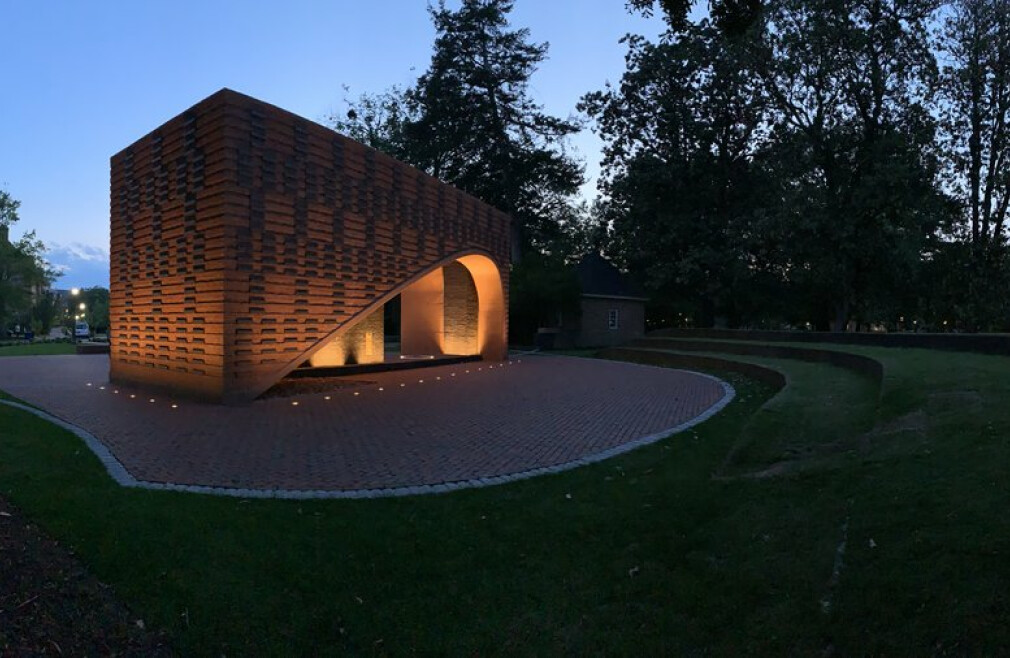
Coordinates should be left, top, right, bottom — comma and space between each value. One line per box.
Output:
109, 89, 510, 403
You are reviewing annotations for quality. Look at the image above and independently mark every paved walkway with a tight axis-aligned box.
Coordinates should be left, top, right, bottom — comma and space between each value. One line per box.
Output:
0, 354, 731, 496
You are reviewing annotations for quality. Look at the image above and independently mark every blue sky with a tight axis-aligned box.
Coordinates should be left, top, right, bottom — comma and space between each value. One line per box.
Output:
0, 1, 665, 289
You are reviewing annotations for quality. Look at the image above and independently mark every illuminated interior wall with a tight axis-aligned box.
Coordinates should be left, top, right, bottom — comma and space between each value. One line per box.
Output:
308, 307, 383, 366
443, 262, 478, 355
458, 254, 507, 360
399, 260, 487, 357
110, 88, 510, 402
400, 268, 444, 356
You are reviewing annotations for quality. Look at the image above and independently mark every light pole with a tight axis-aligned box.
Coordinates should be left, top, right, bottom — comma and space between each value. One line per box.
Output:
66, 288, 81, 339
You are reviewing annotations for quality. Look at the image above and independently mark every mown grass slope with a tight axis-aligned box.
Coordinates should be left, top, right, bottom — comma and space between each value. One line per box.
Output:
0, 344, 1007, 654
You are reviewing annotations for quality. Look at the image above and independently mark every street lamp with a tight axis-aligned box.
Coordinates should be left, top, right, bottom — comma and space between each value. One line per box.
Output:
70, 287, 80, 296
79, 302, 86, 311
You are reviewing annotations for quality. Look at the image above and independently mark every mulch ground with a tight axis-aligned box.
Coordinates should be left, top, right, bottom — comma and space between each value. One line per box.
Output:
0, 497, 172, 656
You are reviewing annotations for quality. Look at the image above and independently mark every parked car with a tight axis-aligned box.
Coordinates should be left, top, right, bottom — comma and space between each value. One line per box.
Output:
74, 321, 91, 340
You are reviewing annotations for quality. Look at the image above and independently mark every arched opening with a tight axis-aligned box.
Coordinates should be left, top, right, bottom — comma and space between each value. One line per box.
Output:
400, 253, 506, 360
298, 251, 506, 372
456, 253, 507, 360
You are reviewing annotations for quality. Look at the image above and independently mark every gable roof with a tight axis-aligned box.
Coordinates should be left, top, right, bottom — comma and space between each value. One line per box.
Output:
575, 253, 647, 300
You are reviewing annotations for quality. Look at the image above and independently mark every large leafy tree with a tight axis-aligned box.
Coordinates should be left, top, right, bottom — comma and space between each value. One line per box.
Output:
581, 19, 768, 327
931, 0, 1010, 329
753, 0, 943, 330
590, 0, 945, 330
627, 0, 763, 35
937, 0, 1010, 249
333, 0, 583, 259
327, 86, 416, 163
0, 189, 58, 332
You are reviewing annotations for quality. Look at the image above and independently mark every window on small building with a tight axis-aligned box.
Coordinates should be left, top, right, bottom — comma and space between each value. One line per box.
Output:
608, 308, 619, 330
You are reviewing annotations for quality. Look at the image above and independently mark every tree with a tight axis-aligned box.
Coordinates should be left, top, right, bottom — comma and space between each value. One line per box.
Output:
932, 0, 1010, 330
507, 251, 582, 344
326, 85, 416, 160
938, 0, 1010, 249
29, 290, 59, 335
627, 0, 763, 37
588, 0, 947, 330
581, 19, 767, 327
626, 0, 693, 28
332, 0, 584, 259
750, 0, 943, 330
82, 286, 110, 333
410, 0, 584, 256
0, 189, 57, 333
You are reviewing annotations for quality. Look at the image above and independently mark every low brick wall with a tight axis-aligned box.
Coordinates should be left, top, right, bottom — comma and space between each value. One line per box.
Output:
631, 338, 884, 384
76, 343, 111, 355
599, 347, 787, 392
650, 328, 1010, 357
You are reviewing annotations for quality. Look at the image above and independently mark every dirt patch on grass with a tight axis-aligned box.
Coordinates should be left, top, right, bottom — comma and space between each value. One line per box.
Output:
928, 389, 984, 411
722, 409, 930, 481
0, 496, 172, 656
860, 409, 928, 445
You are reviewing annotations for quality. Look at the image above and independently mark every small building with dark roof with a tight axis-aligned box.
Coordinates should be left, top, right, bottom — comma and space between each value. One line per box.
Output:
557, 253, 647, 348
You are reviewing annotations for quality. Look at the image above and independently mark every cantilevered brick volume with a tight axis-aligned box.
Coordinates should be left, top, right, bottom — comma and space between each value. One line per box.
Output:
110, 89, 510, 402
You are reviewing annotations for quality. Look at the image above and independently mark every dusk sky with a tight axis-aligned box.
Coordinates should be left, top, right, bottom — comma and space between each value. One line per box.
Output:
0, 1, 667, 289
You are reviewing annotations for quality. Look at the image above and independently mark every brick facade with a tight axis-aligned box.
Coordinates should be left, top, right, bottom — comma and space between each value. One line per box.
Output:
558, 297, 646, 348
110, 89, 510, 402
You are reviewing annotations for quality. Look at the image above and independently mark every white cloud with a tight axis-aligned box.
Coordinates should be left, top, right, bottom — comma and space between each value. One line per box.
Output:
50, 241, 109, 263
46, 243, 110, 288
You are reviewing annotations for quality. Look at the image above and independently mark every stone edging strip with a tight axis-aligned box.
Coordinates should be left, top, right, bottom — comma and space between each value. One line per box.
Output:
0, 370, 734, 500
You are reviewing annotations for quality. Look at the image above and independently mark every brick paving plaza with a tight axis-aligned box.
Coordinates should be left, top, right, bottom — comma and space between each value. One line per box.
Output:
0, 354, 729, 493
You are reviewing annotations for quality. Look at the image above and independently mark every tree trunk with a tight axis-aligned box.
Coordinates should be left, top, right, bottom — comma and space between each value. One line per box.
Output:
831, 299, 849, 333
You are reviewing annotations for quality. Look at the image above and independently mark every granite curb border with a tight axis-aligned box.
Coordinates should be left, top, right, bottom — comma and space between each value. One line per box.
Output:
0, 371, 735, 500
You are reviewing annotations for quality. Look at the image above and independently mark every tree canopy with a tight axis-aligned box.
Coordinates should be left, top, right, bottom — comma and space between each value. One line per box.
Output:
332, 0, 584, 259
331, 0, 1010, 334
0, 189, 59, 334
579, 0, 1009, 332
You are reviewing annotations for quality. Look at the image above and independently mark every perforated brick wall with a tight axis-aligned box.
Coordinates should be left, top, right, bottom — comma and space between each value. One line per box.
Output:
110, 88, 510, 402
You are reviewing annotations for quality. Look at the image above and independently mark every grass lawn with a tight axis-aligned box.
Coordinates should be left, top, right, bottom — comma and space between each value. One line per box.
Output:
1, 344, 1009, 654
0, 342, 76, 357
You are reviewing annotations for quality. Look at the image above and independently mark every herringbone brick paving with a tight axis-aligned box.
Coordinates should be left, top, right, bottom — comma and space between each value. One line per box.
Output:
0, 354, 726, 491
